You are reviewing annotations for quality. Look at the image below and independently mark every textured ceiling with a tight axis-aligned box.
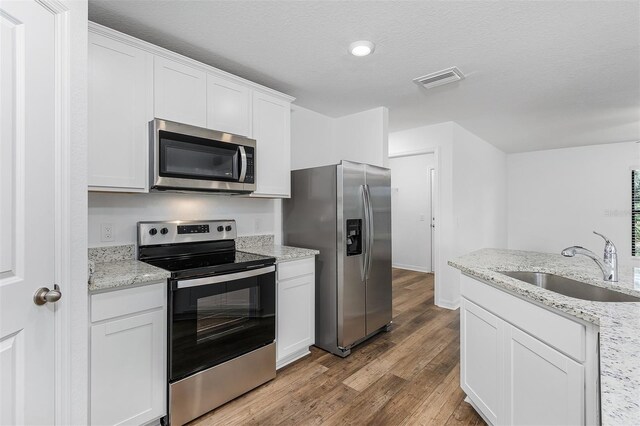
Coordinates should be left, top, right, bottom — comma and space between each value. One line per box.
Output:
88, 0, 640, 153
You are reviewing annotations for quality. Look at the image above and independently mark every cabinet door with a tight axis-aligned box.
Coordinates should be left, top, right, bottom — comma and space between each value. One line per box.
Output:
91, 309, 166, 426
277, 272, 314, 365
88, 32, 152, 191
460, 298, 504, 425
206, 74, 250, 136
154, 56, 206, 127
251, 92, 291, 197
505, 325, 584, 426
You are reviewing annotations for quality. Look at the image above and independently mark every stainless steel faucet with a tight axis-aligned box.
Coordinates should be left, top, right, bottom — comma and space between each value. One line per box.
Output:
561, 231, 618, 282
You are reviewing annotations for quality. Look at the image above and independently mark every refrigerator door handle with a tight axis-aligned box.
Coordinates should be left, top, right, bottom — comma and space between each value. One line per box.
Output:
364, 184, 374, 280
361, 184, 370, 282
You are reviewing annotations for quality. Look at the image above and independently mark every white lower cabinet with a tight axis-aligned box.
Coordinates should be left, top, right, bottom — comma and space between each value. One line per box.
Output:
276, 257, 315, 369
506, 325, 584, 426
90, 283, 167, 426
460, 275, 597, 426
460, 298, 504, 425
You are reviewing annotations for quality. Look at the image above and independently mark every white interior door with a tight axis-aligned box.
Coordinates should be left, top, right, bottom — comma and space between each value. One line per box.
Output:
388, 154, 435, 272
0, 1, 59, 424
429, 168, 435, 273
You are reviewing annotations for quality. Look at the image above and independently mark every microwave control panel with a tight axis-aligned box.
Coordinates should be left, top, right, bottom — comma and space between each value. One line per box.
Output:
244, 148, 255, 183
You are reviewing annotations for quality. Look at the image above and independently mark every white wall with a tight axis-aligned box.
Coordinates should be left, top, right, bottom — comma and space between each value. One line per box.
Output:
88, 193, 279, 247
290, 105, 337, 169
453, 123, 508, 256
335, 107, 389, 168
291, 105, 388, 169
508, 141, 640, 262
389, 154, 435, 272
388, 122, 508, 308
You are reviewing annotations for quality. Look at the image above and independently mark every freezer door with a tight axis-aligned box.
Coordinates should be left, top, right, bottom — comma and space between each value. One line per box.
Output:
337, 161, 367, 348
365, 165, 393, 335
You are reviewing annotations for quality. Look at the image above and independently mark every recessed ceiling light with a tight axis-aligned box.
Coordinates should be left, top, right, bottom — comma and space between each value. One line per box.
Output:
349, 40, 375, 57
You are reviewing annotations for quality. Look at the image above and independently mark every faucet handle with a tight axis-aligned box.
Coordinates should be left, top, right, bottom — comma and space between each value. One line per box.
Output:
593, 231, 611, 243
593, 231, 617, 254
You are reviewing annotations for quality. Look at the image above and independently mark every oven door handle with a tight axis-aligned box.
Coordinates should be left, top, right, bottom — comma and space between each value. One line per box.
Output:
238, 146, 247, 183
176, 265, 275, 289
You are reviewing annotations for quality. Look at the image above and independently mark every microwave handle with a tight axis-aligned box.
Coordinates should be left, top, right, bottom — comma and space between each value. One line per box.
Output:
238, 146, 247, 183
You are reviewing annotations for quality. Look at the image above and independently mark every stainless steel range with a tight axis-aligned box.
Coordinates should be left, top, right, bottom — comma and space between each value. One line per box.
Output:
137, 220, 276, 426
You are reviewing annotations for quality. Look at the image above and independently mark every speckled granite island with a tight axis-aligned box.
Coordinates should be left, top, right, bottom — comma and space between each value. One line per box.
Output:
88, 244, 170, 293
449, 248, 640, 426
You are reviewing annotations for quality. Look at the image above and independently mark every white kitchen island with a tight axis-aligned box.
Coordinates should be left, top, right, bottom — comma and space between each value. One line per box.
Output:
449, 248, 640, 426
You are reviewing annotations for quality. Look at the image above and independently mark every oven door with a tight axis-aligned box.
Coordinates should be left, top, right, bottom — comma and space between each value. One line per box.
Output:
169, 266, 275, 382
150, 119, 256, 193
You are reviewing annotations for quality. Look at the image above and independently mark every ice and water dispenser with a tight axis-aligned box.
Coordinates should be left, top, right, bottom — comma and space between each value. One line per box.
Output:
346, 219, 362, 256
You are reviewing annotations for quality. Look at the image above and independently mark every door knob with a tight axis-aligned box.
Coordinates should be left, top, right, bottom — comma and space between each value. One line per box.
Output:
33, 284, 62, 305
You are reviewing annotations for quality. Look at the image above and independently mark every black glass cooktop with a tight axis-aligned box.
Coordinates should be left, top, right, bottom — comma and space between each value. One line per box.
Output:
142, 250, 275, 280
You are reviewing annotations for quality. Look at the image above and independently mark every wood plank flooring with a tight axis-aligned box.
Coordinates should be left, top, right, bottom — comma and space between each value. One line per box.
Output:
189, 268, 485, 426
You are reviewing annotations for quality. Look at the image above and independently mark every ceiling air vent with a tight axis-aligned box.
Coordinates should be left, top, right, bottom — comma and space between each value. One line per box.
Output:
413, 67, 465, 89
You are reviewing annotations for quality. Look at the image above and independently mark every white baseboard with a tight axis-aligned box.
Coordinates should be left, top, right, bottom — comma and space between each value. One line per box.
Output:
276, 348, 311, 370
464, 396, 494, 426
392, 263, 433, 274
435, 298, 460, 310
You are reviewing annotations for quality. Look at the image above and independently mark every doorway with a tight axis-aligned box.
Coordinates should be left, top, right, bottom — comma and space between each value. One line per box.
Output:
388, 153, 436, 274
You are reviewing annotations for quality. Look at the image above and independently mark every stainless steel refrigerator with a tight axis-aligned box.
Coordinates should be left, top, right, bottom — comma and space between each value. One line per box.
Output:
283, 160, 392, 357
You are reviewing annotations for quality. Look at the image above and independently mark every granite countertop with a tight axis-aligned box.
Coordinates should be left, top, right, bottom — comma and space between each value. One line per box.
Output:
89, 259, 170, 293
239, 245, 319, 263
88, 244, 170, 294
237, 234, 319, 263
448, 248, 640, 426
88, 236, 319, 293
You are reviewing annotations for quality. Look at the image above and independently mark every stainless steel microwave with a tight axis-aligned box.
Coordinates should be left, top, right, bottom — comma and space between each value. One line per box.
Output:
149, 118, 256, 194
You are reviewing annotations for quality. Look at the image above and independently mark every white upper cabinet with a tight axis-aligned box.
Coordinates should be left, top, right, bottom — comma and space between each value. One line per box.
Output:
251, 91, 291, 198
154, 56, 207, 127
88, 32, 152, 191
88, 23, 293, 196
206, 74, 251, 136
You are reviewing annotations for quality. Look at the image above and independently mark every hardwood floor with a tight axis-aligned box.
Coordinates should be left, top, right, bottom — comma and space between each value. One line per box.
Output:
189, 268, 485, 426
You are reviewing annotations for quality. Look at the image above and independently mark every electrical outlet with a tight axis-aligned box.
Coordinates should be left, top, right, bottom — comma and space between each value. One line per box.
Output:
101, 223, 114, 242
254, 218, 262, 232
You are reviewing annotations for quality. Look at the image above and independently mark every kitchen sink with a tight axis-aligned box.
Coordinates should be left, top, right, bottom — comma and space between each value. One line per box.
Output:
499, 271, 640, 303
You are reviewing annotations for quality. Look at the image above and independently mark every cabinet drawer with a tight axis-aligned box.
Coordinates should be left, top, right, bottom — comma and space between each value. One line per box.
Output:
277, 257, 314, 281
91, 282, 166, 323
460, 274, 586, 362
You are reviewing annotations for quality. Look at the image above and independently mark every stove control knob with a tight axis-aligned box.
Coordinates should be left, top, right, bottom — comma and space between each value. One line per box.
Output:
225, 225, 232, 232
160, 227, 168, 235
217, 226, 224, 232
149, 228, 157, 236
